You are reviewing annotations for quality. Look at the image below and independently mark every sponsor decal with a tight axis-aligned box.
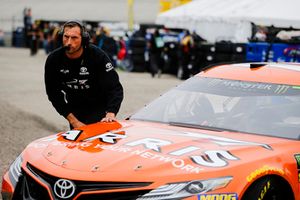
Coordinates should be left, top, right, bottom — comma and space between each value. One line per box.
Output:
65, 79, 90, 89
60, 128, 272, 151
60, 69, 69, 74
28, 142, 48, 148
206, 78, 273, 93
294, 154, 300, 182
79, 66, 89, 75
28, 136, 56, 148
61, 130, 82, 141
54, 179, 76, 199
258, 180, 271, 200
126, 138, 239, 167
105, 62, 113, 72
191, 150, 238, 167
198, 193, 238, 200
167, 131, 272, 150
51, 140, 93, 149
66, 79, 78, 85
33, 129, 271, 173
293, 86, 300, 90
96, 144, 203, 173
294, 154, 300, 165
61, 90, 68, 103
274, 85, 290, 94
78, 79, 88, 85
222, 80, 272, 91
246, 165, 284, 182
84, 130, 127, 143
206, 78, 298, 95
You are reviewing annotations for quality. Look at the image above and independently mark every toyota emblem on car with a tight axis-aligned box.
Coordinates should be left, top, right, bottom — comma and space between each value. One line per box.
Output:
54, 179, 76, 199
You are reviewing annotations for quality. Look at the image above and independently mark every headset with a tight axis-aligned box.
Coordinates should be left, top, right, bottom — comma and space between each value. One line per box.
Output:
57, 20, 90, 48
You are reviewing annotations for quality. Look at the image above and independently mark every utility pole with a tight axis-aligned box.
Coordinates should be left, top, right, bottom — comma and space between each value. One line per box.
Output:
128, 0, 134, 31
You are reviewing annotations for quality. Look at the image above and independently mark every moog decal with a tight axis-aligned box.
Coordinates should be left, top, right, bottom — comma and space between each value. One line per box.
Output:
198, 193, 238, 200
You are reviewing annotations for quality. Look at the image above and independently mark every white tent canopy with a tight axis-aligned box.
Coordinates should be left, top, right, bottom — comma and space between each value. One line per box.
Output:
156, 0, 300, 43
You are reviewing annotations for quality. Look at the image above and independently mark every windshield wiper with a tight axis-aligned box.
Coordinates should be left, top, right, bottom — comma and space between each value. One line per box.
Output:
169, 121, 239, 132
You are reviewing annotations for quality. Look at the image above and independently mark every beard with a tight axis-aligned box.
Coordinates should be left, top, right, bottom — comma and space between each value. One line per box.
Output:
65, 45, 82, 54
64, 44, 83, 58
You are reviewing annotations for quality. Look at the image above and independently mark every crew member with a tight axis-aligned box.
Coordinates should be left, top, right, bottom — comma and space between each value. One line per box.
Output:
44, 20, 123, 129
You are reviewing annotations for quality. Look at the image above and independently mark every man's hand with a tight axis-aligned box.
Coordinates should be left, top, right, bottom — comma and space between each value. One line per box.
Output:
101, 112, 117, 122
67, 113, 86, 128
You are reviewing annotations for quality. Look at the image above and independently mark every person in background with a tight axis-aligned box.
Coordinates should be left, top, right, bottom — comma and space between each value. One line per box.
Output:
190, 30, 206, 74
0, 29, 5, 46
254, 26, 267, 42
50, 23, 61, 50
23, 8, 32, 48
116, 36, 128, 69
147, 28, 164, 77
42, 22, 52, 54
96, 26, 118, 67
28, 22, 41, 56
179, 30, 194, 79
44, 20, 123, 129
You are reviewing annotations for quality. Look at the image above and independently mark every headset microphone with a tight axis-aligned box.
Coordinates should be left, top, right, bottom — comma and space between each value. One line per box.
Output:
63, 46, 71, 51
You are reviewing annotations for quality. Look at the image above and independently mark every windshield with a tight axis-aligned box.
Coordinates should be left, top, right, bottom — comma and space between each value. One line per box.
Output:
130, 77, 300, 139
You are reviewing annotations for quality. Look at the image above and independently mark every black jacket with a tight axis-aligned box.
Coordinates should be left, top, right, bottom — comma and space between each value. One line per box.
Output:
44, 44, 123, 124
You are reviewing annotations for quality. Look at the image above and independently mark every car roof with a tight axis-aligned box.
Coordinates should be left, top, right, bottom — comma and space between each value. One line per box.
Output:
198, 62, 300, 85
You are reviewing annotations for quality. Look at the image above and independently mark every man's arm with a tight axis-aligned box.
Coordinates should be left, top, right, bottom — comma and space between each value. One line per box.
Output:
93, 46, 124, 122
66, 113, 86, 128
44, 52, 72, 118
104, 68, 124, 117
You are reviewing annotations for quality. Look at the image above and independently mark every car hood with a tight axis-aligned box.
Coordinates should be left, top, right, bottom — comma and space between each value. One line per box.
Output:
26, 120, 286, 178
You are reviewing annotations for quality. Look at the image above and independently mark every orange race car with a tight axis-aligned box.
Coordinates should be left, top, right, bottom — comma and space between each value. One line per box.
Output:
2, 62, 300, 200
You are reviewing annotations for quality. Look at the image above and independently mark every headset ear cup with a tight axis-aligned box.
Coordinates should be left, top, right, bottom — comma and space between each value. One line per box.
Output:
82, 31, 90, 48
